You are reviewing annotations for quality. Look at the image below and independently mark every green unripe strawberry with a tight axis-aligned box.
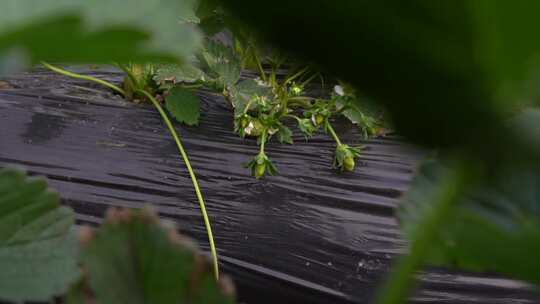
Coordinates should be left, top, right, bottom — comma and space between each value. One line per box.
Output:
343, 156, 355, 171
245, 151, 278, 179
254, 163, 266, 179
316, 114, 325, 125
312, 113, 325, 126
333, 144, 361, 172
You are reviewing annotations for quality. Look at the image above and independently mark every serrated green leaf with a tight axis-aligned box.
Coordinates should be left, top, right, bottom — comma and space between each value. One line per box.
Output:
0, 169, 79, 302
229, 79, 271, 115
341, 104, 378, 138
81, 208, 235, 304
469, 1, 540, 104
165, 87, 201, 126
296, 118, 316, 139
341, 106, 363, 125
400, 159, 540, 285
276, 124, 293, 144
154, 63, 205, 85
198, 40, 241, 89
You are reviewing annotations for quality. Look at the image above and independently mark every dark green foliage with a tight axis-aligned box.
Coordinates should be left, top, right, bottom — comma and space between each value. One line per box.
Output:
400, 158, 540, 285
219, 0, 540, 154
197, 40, 241, 91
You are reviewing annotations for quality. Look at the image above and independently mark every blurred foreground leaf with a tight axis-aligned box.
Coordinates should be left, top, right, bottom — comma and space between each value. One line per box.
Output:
0, 169, 79, 302
400, 158, 540, 285
0, 0, 202, 64
78, 208, 235, 304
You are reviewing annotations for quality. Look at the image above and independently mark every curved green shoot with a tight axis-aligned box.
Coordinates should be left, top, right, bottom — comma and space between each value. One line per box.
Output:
326, 121, 342, 146
280, 66, 309, 90
250, 44, 267, 83
259, 128, 268, 154
41, 62, 126, 96
136, 89, 219, 280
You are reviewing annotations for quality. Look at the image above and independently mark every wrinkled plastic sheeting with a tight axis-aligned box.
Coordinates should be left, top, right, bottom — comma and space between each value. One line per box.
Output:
0, 67, 539, 304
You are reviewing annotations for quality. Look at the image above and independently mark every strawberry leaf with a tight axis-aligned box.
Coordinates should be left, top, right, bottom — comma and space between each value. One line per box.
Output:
276, 124, 293, 144
229, 79, 271, 115
80, 208, 235, 304
0, 169, 79, 302
165, 87, 201, 126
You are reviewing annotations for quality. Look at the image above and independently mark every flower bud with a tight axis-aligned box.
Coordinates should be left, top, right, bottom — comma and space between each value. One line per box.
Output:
312, 114, 325, 126
334, 85, 345, 96
290, 84, 303, 96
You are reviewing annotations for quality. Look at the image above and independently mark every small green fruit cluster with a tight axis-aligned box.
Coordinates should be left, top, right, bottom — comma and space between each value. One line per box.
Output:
334, 144, 362, 172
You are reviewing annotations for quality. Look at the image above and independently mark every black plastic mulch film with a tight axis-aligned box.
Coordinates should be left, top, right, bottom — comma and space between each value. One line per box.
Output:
0, 67, 539, 304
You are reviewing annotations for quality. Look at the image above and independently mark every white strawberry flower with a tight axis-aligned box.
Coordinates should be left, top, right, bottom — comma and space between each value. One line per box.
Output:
334, 85, 344, 96
244, 121, 254, 135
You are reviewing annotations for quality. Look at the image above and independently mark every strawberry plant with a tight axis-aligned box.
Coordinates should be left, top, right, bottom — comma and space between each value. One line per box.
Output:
144, 1, 384, 179
41, 13, 383, 288
155, 35, 383, 179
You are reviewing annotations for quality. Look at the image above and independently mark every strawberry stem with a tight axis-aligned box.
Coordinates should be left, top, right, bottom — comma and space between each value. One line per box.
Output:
136, 89, 220, 281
